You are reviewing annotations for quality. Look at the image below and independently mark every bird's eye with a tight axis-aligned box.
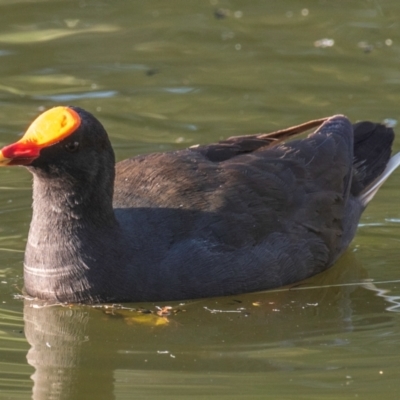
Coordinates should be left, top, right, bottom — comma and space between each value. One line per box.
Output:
65, 141, 80, 153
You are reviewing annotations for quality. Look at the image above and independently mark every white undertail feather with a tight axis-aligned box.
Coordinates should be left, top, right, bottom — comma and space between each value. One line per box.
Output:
359, 152, 400, 206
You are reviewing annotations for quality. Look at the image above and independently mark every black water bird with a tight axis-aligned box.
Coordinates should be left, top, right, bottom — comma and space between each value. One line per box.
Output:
0, 107, 398, 303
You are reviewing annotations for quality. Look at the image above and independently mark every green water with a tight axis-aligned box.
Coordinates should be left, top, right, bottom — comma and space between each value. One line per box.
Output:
1, 0, 400, 399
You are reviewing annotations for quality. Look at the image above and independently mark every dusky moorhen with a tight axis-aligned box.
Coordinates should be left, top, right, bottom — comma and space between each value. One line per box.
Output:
0, 106, 399, 303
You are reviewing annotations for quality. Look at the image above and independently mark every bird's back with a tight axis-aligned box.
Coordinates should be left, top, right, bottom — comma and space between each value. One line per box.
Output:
110, 116, 394, 300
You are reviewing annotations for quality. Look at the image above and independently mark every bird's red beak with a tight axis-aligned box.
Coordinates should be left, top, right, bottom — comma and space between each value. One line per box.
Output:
0, 106, 81, 166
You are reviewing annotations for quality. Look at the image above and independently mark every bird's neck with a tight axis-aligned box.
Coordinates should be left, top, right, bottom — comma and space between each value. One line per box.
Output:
23, 173, 123, 303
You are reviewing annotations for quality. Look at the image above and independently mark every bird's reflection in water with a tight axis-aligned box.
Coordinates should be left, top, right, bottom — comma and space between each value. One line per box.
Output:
23, 251, 394, 400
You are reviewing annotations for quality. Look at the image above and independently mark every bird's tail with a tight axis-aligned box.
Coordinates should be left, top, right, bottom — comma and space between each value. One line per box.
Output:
350, 121, 400, 206
358, 152, 400, 206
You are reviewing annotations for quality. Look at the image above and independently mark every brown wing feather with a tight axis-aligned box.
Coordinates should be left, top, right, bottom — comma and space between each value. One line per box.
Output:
190, 117, 329, 162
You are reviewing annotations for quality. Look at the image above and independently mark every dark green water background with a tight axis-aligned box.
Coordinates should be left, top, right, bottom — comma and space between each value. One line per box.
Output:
1, 1, 400, 399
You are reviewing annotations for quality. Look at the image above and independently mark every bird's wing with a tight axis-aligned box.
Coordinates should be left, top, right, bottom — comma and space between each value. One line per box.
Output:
113, 116, 359, 298
189, 117, 329, 162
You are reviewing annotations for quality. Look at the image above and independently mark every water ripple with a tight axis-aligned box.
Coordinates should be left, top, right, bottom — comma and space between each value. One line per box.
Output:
33, 90, 118, 102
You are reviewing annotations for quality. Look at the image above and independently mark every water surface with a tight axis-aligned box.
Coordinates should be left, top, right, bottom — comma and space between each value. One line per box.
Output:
1, 1, 400, 399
